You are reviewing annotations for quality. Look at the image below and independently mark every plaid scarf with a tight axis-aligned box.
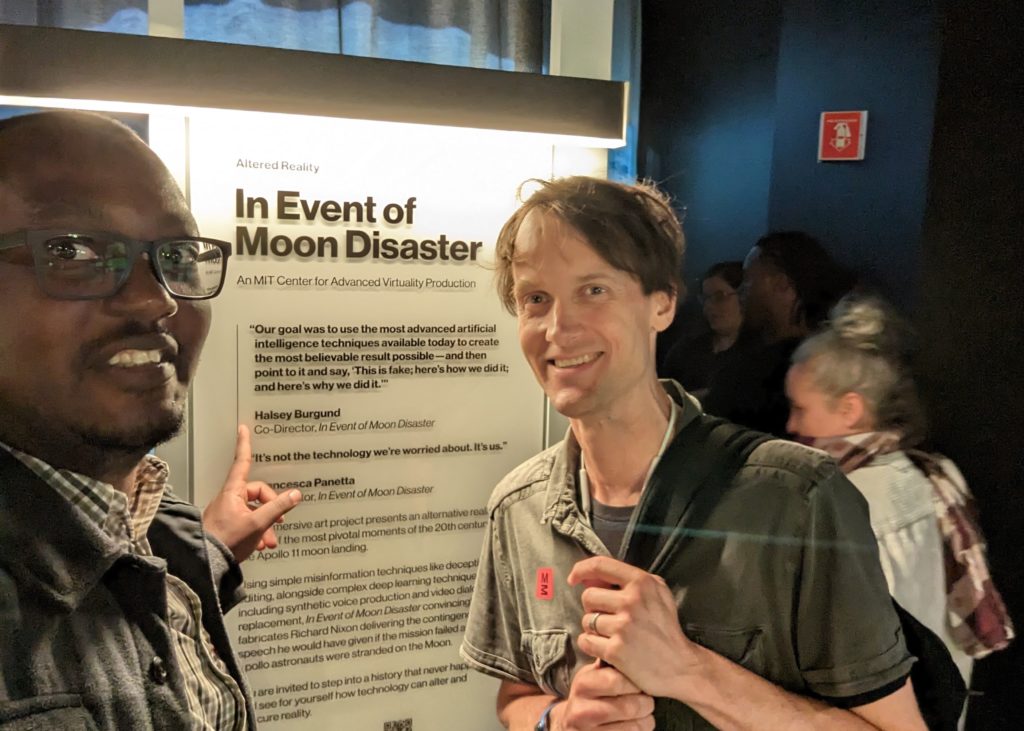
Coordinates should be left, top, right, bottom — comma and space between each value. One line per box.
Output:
811, 431, 1015, 658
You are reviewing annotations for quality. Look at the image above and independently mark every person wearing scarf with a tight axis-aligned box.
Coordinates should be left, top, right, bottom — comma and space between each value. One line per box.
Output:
784, 295, 1013, 702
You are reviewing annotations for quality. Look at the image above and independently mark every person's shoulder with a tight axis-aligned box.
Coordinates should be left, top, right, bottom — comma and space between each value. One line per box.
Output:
740, 437, 843, 496
933, 453, 968, 489
844, 456, 907, 491
846, 449, 916, 485
485, 442, 562, 514
732, 437, 875, 528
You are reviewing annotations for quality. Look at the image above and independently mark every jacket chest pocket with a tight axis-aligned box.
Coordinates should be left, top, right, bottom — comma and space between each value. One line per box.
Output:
684, 624, 765, 672
521, 629, 573, 697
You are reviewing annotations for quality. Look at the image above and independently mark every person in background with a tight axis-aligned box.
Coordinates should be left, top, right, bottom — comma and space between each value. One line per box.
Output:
786, 295, 1015, 699
702, 231, 855, 435
0, 110, 301, 730
660, 261, 743, 399
740, 230, 853, 346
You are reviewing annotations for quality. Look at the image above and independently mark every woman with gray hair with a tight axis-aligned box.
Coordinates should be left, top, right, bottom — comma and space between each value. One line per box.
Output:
785, 295, 1013, 697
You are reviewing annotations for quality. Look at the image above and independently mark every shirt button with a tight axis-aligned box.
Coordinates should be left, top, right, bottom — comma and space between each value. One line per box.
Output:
149, 657, 168, 685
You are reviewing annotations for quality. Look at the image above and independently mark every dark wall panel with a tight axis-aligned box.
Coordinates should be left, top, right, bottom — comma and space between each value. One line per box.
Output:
767, 0, 942, 308
639, 0, 781, 289
915, 4, 1024, 727
641, 1, 1021, 726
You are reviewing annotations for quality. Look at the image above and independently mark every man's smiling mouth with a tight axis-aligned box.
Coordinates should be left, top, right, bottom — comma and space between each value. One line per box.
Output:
552, 353, 600, 368
107, 349, 169, 367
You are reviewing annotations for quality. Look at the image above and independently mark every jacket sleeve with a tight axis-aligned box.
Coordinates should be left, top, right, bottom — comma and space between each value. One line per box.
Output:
795, 466, 916, 701
459, 507, 536, 686
149, 492, 246, 615
205, 533, 247, 613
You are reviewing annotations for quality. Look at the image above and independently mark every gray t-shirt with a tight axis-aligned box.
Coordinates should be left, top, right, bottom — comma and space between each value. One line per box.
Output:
590, 499, 634, 558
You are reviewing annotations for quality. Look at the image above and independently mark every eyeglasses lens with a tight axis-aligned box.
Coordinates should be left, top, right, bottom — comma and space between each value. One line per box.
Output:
38, 235, 125, 298
33, 234, 224, 299
155, 239, 225, 298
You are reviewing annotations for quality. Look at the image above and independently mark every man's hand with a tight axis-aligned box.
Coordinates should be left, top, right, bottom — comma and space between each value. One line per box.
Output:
497, 665, 652, 731
569, 556, 928, 731
568, 556, 699, 700
555, 660, 654, 731
202, 425, 301, 563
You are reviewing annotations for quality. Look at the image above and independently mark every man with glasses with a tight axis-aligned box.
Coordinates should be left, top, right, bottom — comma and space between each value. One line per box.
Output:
0, 111, 299, 730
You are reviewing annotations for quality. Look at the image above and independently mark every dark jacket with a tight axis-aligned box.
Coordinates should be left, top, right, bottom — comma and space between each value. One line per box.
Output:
0, 452, 254, 730
461, 386, 915, 730
701, 336, 799, 436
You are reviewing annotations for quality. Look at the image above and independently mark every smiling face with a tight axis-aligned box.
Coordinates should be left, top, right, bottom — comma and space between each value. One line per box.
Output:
0, 113, 210, 462
511, 211, 674, 421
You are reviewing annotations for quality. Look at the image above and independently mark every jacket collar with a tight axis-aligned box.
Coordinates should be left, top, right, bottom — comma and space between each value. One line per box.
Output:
542, 380, 702, 534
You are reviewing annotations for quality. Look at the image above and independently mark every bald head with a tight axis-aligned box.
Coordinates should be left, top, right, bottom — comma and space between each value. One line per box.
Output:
0, 110, 212, 470
0, 110, 195, 237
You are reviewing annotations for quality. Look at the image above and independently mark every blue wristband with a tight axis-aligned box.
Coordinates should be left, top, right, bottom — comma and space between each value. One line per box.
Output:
535, 700, 560, 731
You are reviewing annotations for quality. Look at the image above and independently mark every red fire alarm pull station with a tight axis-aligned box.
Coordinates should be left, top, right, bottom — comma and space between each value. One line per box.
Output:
819, 110, 868, 161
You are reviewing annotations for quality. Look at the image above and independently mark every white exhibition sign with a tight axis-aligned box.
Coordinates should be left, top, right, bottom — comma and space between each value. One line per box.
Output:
187, 113, 556, 729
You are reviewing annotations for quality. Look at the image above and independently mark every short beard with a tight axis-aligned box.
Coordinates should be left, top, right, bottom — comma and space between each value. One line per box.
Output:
74, 408, 185, 454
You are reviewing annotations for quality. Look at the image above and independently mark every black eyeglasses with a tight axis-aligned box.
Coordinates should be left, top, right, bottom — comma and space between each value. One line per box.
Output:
0, 230, 232, 300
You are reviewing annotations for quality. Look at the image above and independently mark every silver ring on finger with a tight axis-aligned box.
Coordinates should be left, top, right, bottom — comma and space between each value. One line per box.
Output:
588, 611, 602, 635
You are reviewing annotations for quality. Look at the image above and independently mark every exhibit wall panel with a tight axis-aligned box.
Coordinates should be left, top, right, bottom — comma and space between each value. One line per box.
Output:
186, 111, 554, 729
2, 92, 610, 730
1, 22, 623, 730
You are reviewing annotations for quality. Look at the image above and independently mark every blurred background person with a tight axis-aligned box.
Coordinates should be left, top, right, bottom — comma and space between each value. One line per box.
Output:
786, 295, 1014, 702
661, 261, 743, 398
740, 230, 854, 345
701, 230, 855, 434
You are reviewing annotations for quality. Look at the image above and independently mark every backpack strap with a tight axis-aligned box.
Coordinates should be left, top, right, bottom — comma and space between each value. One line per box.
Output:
621, 415, 771, 573
621, 414, 967, 729
617, 415, 770, 731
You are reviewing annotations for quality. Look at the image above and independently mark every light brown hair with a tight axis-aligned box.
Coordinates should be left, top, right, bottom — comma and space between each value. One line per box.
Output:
494, 176, 684, 314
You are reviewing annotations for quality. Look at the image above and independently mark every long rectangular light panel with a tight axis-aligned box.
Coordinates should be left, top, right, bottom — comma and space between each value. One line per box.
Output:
0, 24, 626, 148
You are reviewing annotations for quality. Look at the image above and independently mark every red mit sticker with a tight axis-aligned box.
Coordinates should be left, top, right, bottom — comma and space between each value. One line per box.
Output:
536, 568, 554, 600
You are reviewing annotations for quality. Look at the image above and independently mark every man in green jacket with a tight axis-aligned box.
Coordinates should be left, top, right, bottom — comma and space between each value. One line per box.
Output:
461, 176, 929, 731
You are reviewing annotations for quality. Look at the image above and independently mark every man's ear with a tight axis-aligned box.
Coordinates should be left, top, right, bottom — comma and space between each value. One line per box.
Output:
651, 289, 677, 333
837, 392, 867, 430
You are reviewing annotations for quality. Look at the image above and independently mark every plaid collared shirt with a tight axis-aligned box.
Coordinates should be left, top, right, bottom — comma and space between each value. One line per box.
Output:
0, 442, 248, 730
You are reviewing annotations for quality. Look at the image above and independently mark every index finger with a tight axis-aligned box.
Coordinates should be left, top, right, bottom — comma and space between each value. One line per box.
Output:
226, 424, 252, 484
567, 555, 648, 588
